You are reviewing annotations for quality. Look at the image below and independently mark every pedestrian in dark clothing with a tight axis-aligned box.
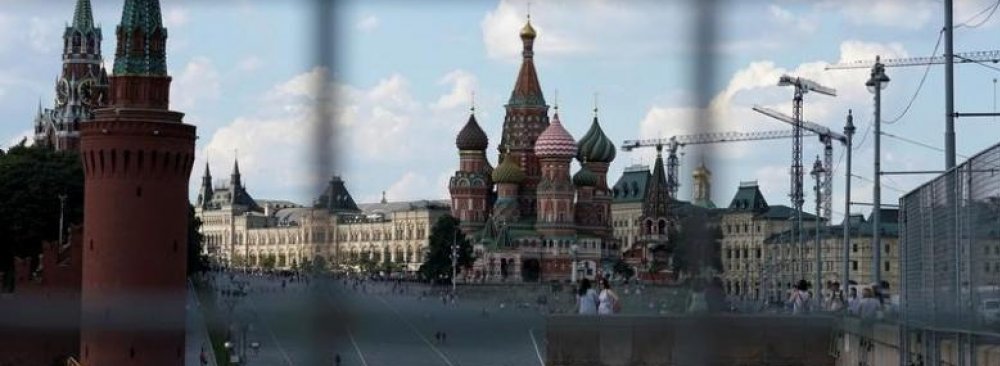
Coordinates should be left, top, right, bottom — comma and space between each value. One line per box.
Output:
334, 353, 341, 366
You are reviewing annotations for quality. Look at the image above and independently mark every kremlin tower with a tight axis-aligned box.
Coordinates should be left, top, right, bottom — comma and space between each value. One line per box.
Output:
450, 15, 617, 282
34, 0, 110, 151
78, 0, 195, 364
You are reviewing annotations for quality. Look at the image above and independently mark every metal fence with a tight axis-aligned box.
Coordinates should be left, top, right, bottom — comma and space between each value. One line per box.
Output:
900, 141, 1000, 331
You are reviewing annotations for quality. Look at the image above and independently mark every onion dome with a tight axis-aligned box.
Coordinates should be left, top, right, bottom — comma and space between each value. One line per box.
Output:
693, 163, 710, 179
534, 112, 577, 159
573, 165, 598, 187
520, 19, 537, 39
492, 153, 525, 184
577, 115, 616, 163
456, 113, 488, 150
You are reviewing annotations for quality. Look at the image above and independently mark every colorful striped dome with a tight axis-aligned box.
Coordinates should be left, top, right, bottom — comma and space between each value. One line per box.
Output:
534, 112, 577, 159
577, 115, 616, 163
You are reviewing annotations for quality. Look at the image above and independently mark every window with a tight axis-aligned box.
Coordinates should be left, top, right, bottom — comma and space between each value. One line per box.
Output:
852, 244, 858, 253
986, 262, 991, 273
851, 261, 858, 271
885, 244, 891, 253
884, 261, 890, 272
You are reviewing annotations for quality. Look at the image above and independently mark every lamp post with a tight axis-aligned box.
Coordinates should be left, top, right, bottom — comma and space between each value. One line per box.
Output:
842, 110, 855, 294
451, 229, 458, 294
811, 155, 824, 298
570, 243, 579, 284
866, 56, 890, 286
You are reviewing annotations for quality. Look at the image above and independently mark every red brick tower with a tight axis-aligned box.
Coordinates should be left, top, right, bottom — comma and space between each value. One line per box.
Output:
78, 0, 195, 364
449, 106, 494, 234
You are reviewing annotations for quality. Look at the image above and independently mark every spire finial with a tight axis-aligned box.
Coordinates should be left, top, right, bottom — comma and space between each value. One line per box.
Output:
471, 90, 476, 113
527, 0, 531, 21
593, 92, 599, 116
381, 191, 387, 204
554, 89, 559, 112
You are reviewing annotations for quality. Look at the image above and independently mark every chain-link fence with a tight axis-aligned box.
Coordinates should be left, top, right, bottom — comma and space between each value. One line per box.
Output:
901, 141, 1000, 331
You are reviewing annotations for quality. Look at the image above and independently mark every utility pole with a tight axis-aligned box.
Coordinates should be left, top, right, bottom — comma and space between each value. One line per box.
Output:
867, 57, 890, 286
945, 0, 956, 169
842, 110, 856, 293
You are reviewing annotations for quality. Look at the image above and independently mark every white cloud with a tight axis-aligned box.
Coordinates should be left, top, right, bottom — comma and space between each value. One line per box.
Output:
237, 56, 263, 72
431, 69, 477, 111
357, 15, 379, 32
164, 7, 190, 28
172, 57, 221, 110
198, 67, 469, 203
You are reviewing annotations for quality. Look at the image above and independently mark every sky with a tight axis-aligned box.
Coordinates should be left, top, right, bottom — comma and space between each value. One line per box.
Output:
1, 0, 1000, 223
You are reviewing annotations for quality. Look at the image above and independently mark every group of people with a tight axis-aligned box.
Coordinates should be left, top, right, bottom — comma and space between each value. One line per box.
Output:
575, 277, 622, 315
785, 279, 893, 318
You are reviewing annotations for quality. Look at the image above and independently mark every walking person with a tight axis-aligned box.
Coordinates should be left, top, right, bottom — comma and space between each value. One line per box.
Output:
597, 277, 620, 315
847, 287, 860, 315
576, 278, 599, 315
788, 280, 811, 315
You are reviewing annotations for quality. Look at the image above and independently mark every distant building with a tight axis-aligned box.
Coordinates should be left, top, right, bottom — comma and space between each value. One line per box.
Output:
718, 181, 824, 301
195, 162, 449, 272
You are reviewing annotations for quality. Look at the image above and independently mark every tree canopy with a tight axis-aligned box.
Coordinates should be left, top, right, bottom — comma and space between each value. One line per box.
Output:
0, 143, 83, 287
419, 215, 474, 283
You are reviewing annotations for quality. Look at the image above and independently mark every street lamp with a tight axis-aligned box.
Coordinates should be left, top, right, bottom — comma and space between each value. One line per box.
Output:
570, 243, 579, 284
811, 155, 824, 298
842, 110, 856, 295
451, 229, 458, 295
866, 56, 890, 286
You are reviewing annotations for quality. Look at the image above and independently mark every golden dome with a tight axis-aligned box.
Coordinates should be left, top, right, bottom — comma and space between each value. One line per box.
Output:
520, 20, 536, 39
693, 163, 711, 178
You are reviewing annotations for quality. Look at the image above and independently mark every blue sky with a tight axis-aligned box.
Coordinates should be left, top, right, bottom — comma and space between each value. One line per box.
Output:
2, 0, 1000, 222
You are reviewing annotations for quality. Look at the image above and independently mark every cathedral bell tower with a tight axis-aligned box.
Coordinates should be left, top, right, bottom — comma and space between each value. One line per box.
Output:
78, 0, 195, 364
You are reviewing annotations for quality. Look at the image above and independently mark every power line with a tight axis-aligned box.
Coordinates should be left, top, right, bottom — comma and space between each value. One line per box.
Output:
880, 131, 970, 159
851, 174, 907, 194
885, 29, 944, 124
956, 0, 1000, 29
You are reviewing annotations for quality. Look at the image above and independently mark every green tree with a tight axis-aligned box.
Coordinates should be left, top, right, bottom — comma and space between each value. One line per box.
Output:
613, 259, 635, 280
0, 143, 83, 291
418, 215, 474, 284
187, 204, 208, 276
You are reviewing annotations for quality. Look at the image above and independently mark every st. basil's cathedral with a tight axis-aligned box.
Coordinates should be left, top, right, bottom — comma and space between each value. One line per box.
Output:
449, 16, 620, 282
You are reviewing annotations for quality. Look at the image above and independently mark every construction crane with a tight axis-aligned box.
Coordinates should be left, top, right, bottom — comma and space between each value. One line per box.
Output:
772, 75, 836, 281
622, 129, 816, 199
824, 50, 1000, 70
752, 105, 847, 221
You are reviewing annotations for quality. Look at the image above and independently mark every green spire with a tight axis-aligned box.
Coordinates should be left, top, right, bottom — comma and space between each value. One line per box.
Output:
72, 0, 95, 30
113, 0, 168, 76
